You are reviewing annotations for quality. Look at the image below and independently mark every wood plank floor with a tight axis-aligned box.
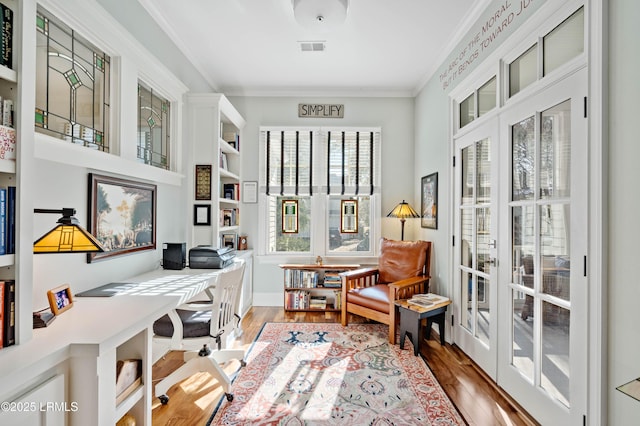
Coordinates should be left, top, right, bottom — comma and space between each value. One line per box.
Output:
151, 307, 540, 425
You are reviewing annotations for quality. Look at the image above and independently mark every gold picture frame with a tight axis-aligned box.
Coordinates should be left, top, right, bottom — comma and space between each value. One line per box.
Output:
47, 284, 73, 316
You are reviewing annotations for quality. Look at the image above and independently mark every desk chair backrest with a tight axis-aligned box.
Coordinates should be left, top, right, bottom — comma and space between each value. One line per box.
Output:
208, 259, 245, 349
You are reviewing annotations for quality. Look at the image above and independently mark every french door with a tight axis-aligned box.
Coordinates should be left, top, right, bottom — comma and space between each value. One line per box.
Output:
496, 68, 587, 424
453, 121, 499, 379
453, 69, 587, 424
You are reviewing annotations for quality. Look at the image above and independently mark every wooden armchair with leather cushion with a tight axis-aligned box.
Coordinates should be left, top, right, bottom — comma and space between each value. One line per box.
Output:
341, 238, 432, 343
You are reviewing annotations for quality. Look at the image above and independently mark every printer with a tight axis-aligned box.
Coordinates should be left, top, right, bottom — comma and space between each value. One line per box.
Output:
188, 246, 236, 269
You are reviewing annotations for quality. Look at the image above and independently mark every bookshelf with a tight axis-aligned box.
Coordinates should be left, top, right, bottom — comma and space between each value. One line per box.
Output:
0, 0, 33, 352
187, 94, 245, 250
280, 264, 360, 312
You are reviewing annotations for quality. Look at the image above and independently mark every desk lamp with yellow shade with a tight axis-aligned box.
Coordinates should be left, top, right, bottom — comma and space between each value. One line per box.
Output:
33, 208, 105, 254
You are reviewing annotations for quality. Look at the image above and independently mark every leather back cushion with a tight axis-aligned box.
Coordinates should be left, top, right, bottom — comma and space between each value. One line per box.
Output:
378, 238, 429, 283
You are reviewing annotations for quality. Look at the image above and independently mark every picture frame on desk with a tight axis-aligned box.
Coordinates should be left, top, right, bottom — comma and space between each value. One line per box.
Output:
194, 204, 211, 226
87, 173, 157, 262
47, 284, 73, 316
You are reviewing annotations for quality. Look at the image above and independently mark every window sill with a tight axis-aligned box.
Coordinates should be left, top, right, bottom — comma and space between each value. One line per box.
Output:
34, 133, 184, 186
257, 254, 379, 266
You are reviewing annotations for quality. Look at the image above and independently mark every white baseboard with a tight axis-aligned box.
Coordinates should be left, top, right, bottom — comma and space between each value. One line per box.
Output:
252, 292, 284, 307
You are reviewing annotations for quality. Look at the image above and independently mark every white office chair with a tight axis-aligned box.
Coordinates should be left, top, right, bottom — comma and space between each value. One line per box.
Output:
153, 259, 246, 404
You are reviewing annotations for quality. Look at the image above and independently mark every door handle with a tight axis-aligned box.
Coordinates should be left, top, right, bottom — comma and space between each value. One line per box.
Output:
486, 258, 498, 266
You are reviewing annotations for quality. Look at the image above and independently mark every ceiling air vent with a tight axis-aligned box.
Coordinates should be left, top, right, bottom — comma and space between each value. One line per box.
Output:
299, 41, 326, 52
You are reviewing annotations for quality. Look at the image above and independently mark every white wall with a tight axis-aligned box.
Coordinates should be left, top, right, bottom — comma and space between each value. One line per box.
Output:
30, 157, 185, 311
228, 96, 415, 303
608, 0, 640, 423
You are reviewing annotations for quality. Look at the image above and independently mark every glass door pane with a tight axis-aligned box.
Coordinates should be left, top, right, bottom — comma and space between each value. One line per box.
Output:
459, 140, 492, 346
509, 100, 572, 408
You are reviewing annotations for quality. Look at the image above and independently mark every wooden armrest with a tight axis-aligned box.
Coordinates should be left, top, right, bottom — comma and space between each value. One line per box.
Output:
389, 275, 431, 300
388, 275, 431, 290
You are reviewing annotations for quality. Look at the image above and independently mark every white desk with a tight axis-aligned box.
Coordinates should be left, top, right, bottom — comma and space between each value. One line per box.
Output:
0, 266, 235, 426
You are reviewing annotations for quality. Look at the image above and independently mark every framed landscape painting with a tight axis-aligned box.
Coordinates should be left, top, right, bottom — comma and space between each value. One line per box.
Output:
87, 173, 157, 262
421, 172, 438, 229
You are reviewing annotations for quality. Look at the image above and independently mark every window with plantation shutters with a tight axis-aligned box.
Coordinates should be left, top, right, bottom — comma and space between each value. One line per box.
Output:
261, 127, 381, 256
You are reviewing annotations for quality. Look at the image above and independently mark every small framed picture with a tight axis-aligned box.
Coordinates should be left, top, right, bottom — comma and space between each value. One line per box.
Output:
242, 181, 258, 204
47, 284, 74, 316
421, 172, 438, 229
194, 204, 211, 226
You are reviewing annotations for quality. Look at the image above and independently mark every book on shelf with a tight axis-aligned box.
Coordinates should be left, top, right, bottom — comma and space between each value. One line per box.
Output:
0, 281, 4, 348
2, 280, 14, 347
220, 208, 238, 227
322, 270, 342, 288
0, 124, 15, 160
309, 295, 327, 309
333, 290, 342, 310
221, 232, 237, 249
223, 183, 240, 201
285, 290, 310, 309
0, 2, 12, 69
2, 99, 12, 128
284, 269, 319, 288
0, 187, 6, 255
6, 185, 14, 253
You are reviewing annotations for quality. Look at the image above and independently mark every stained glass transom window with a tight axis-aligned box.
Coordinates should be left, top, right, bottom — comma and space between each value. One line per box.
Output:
138, 82, 170, 169
35, 8, 110, 151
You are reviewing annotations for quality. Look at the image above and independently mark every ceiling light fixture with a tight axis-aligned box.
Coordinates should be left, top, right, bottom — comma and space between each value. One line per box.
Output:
293, 0, 349, 32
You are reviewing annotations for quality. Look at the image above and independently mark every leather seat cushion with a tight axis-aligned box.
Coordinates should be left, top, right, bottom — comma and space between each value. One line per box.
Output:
153, 309, 211, 338
347, 284, 390, 313
378, 238, 429, 283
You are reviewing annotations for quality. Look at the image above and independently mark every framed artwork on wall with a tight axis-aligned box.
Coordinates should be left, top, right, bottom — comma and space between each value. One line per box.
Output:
194, 204, 211, 226
87, 173, 157, 262
195, 164, 212, 200
421, 172, 438, 229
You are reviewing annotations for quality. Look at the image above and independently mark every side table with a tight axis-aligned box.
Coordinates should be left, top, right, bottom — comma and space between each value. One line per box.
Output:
396, 296, 452, 356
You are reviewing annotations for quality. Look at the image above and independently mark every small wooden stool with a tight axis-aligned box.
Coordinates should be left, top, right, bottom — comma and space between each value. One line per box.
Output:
396, 297, 452, 356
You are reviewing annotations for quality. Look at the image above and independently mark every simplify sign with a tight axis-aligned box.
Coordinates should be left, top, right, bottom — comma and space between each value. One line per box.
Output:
298, 103, 344, 118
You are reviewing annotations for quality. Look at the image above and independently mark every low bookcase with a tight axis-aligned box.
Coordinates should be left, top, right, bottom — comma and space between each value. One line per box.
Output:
280, 264, 360, 312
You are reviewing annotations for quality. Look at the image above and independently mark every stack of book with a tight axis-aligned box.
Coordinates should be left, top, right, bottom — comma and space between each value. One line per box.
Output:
407, 293, 449, 308
322, 270, 342, 288
309, 295, 327, 310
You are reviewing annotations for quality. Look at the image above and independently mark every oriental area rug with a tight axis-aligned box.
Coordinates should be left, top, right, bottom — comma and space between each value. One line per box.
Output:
207, 322, 465, 425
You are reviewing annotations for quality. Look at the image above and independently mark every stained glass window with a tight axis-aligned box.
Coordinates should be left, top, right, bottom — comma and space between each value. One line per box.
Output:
138, 82, 170, 169
35, 7, 110, 151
